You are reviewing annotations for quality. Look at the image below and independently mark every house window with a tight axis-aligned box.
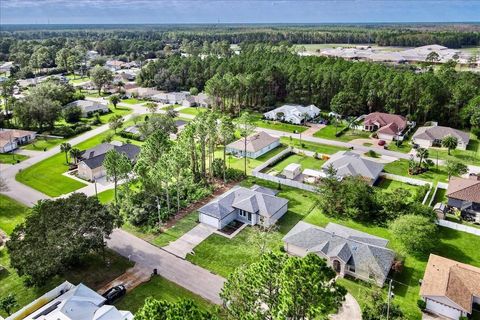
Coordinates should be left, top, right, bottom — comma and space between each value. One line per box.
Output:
248, 212, 252, 221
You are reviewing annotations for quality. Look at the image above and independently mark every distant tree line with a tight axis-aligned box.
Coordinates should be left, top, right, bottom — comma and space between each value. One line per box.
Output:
138, 44, 480, 131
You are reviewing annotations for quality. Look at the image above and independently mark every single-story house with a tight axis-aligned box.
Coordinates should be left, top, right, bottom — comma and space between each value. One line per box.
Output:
264, 104, 320, 125
66, 100, 109, 117
0, 61, 14, 74
195, 93, 211, 108
126, 87, 161, 99
420, 254, 480, 320
7, 281, 133, 320
86, 50, 99, 60
105, 59, 127, 71
226, 131, 280, 159
446, 176, 480, 222
321, 151, 384, 185
182, 95, 196, 107
0, 128, 36, 153
198, 185, 288, 230
361, 112, 408, 141
412, 125, 470, 150
283, 221, 395, 286
77, 142, 140, 181
283, 163, 302, 180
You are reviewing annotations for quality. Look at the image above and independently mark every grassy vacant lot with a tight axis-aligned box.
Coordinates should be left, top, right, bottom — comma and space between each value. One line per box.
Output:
114, 275, 217, 313
123, 211, 200, 247
266, 153, 325, 173
304, 207, 480, 320
0, 153, 28, 164
280, 137, 348, 155
313, 124, 371, 142
22, 137, 66, 151
250, 113, 308, 133
429, 133, 480, 165
383, 159, 449, 183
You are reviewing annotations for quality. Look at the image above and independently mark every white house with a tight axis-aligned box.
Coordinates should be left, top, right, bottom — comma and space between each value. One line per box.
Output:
7, 281, 133, 320
198, 185, 288, 230
420, 254, 480, 320
66, 100, 109, 117
264, 104, 320, 125
226, 131, 280, 159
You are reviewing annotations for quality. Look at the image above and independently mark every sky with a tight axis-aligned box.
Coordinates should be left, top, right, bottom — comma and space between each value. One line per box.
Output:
1, 0, 479, 25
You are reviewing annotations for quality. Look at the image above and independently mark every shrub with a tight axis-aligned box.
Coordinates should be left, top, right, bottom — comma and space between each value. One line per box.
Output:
390, 214, 438, 255
62, 106, 82, 123
51, 126, 75, 137
417, 299, 426, 310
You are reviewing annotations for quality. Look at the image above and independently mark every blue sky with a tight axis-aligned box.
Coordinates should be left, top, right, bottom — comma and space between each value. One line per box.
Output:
1, 0, 479, 24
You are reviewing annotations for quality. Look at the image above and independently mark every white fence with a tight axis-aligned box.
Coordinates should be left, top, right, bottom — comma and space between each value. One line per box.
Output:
437, 219, 480, 236
252, 147, 292, 174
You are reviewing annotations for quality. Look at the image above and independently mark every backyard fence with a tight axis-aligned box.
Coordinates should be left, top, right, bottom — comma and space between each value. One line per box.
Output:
437, 219, 480, 236
428, 181, 448, 207
378, 172, 433, 204
252, 147, 292, 174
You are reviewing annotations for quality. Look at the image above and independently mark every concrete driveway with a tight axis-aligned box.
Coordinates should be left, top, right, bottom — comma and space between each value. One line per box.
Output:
330, 293, 362, 320
163, 223, 216, 258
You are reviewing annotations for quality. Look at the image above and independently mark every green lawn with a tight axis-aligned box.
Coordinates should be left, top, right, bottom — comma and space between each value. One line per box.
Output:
97, 106, 132, 123
383, 159, 449, 183
428, 133, 480, 166
16, 116, 142, 197
251, 113, 308, 133
432, 187, 447, 204
303, 207, 480, 319
179, 107, 202, 116
265, 153, 325, 174
386, 140, 412, 153
187, 177, 319, 277
121, 98, 144, 105
123, 211, 200, 247
0, 195, 29, 235
22, 137, 66, 151
0, 153, 28, 164
97, 189, 115, 204
313, 124, 371, 142
66, 74, 90, 84
374, 178, 421, 200
280, 137, 348, 155
114, 275, 217, 314
222, 144, 288, 175
0, 248, 133, 317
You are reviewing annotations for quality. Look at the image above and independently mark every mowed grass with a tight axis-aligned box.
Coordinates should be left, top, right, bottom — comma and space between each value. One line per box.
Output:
251, 113, 308, 133
0, 153, 28, 164
280, 137, 348, 155
374, 178, 422, 200
16, 115, 142, 197
121, 98, 144, 105
179, 107, 202, 116
22, 137, 66, 151
304, 207, 480, 319
123, 211, 200, 247
383, 159, 449, 183
313, 124, 371, 142
114, 275, 217, 314
266, 153, 325, 173
0, 195, 29, 235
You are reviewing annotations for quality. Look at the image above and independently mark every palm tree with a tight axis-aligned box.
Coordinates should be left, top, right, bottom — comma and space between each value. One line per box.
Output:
109, 95, 120, 109
416, 147, 430, 170
69, 148, 82, 164
60, 142, 71, 164
441, 135, 458, 155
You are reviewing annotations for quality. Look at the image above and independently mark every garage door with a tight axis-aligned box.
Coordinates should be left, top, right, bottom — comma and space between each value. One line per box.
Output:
426, 299, 462, 320
199, 213, 219, 229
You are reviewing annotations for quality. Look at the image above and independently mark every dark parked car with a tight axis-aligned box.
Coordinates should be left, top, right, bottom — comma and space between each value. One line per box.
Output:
102, 284, 127, 303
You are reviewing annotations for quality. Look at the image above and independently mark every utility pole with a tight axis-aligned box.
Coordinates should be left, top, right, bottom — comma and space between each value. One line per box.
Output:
94, 179, 98, 197
386, 278, 394, 320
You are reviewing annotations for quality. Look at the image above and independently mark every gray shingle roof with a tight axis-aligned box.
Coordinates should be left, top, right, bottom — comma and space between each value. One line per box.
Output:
413, 126, 470, 145
66, 100, 109, 114
80, 143, 140, 169
283, 221, 395, 281
227, 131, 279, 153
198, 185, 288, 219
322, 151, 384, 180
